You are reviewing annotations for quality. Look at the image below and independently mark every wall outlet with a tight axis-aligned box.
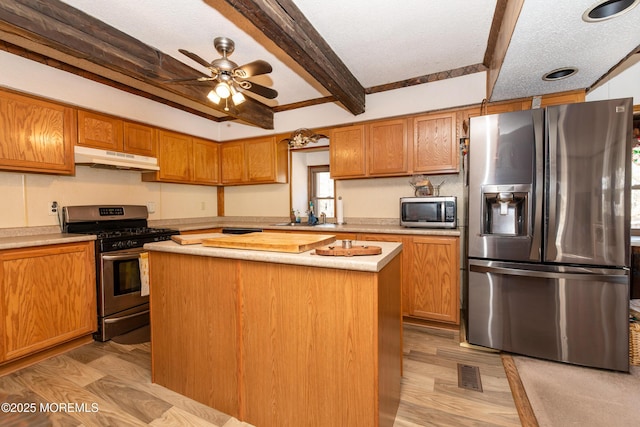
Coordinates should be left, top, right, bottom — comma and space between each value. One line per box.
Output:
48, 201, 58, 216
147, 201, 156, 214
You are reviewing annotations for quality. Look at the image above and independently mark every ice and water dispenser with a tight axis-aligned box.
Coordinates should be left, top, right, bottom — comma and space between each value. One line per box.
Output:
481, 185, 530, 236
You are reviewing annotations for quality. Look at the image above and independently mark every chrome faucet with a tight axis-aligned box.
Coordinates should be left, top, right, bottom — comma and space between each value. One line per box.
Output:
320, 212, 326, 224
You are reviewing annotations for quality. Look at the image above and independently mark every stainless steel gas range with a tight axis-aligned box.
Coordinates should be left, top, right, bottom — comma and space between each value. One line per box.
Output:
62, 205, 178, 341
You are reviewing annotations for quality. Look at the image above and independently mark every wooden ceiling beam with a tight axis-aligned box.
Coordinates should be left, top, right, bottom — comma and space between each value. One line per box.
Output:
0, 0, 275, 129
220, 0, 366, 116
484, 0, 524, 101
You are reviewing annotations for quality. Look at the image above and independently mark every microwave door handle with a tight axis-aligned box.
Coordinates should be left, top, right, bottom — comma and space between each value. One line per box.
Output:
441, 202, 445, 221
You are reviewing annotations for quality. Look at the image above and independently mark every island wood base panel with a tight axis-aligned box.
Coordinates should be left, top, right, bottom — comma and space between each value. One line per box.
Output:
149, 251, 402, 427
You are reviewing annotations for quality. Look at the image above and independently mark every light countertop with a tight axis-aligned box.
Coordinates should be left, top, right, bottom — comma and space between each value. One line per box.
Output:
0, 233, 96, 251
0, 217, 459, 251
144, 236, 403, 273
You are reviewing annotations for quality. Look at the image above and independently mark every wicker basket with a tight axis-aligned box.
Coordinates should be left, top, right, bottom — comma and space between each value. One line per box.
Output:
631, 322, 640, 366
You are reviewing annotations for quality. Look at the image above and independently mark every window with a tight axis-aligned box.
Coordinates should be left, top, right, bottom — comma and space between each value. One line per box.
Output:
308, 165, 335, 217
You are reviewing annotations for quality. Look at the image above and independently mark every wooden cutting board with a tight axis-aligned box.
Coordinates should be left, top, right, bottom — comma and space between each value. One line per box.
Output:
171, 233, 225, 245
201, 232, 336, 253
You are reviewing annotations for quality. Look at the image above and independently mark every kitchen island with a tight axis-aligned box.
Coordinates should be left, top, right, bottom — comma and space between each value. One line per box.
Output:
145, 235, 403, 427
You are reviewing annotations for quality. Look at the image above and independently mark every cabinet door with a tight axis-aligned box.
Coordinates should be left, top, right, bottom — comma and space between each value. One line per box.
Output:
330, 125, 366, 178
0, 242, 96, 362
246, 136, 276, 182
0, 90, 75, 175
123, 121, 156, 157
77, 110, 123, 151
412, 112, 458, 174
192, 137, 220, 184
408, 236, 459, 323
367, 119, 409, 176
221, 141, 246, 184
157, 130, 192, 182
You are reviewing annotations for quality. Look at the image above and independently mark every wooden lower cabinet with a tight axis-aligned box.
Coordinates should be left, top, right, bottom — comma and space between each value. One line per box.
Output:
0, 242, 96, 363
360, 233, 460, 324
406, 236, 460, 323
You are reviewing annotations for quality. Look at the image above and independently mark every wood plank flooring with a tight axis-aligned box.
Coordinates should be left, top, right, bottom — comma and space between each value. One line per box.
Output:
0, 324, 521, 426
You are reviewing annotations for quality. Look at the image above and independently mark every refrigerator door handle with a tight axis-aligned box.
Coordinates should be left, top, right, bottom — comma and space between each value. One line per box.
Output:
469, 263, 628, 283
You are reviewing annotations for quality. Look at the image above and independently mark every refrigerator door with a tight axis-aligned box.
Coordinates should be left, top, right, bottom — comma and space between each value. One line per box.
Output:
468, 109, 544, 262
545, 98, 632, 267
468, 259, 629, 372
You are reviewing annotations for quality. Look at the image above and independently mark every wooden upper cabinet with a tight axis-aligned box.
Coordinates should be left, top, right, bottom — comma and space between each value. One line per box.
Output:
77, 110, 123, 150
221, 141, 246, 184
220, 136, 288, 185
330, 125, 366, 178
0, 90, 75, 175
143, 130, 220, 185
246, 137, 276, 182
367, 118, 409, 176
411, 112, 458, 174
123, 121, 156, 157
192, 137, 220, 185
156, 130, 193, 182
78, 110, 157, 157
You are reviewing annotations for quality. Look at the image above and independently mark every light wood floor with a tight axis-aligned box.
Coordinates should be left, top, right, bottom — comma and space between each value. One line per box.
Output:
0, 324, 521, 426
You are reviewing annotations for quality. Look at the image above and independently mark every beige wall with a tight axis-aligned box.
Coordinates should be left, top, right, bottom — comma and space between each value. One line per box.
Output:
0, 168, 218, 228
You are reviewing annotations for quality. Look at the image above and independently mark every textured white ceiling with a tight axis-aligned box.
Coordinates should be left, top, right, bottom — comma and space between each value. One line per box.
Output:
492, 0, 640, 101
59, 0, 640, 108
293, 0, 496, 87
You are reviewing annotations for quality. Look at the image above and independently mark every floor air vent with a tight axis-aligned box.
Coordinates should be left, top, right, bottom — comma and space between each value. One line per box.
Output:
457, 363, 483, 392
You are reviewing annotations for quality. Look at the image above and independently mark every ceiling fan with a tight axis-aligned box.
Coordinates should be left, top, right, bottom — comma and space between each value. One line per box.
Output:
167, 37, 278, 111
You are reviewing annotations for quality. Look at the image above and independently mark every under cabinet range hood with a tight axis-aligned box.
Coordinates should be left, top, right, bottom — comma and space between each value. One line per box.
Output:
74, 146, 160, 171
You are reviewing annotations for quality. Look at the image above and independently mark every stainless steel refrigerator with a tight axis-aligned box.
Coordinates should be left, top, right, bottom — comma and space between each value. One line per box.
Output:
467, 98, 633, 372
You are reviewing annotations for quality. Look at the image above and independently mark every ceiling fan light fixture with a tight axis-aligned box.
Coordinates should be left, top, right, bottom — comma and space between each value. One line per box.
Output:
207, 89, 221, 104
582, 0, 639, 22
542, 67, 578, 81
231, 86, 246, 105
215, 82, 232, 99
176, 36, 276, 113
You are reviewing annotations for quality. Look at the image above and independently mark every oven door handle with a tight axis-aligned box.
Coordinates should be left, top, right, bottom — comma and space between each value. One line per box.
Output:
102, 251, 145, 261
104, 309, 150, 323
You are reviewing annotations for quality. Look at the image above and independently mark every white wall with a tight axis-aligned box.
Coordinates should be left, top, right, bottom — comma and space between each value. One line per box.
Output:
218, 72, 487, 140
587, 56, 640, 104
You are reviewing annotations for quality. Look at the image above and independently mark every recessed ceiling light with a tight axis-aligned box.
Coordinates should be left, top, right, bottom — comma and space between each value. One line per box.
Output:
583, 0, 639, 22
542, 67, 578, 81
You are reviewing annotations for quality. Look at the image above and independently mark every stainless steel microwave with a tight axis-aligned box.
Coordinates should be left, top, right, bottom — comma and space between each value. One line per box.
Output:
400, 196, 457, 228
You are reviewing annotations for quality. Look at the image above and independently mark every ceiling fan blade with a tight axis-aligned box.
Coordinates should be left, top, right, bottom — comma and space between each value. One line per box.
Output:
178, 49, 212, 69
243, 81, 278, 99
234, 60, 272, 78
